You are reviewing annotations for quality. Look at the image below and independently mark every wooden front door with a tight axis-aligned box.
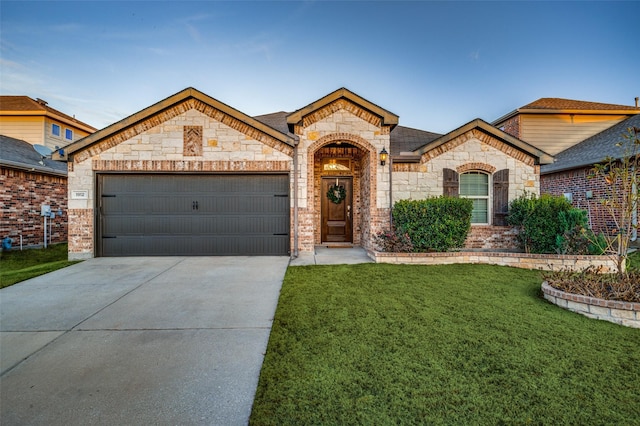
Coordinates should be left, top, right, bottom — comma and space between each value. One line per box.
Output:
321, 177, 353, 243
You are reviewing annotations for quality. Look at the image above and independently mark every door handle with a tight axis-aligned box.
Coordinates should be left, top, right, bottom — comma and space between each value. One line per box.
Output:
347, 205, 351, 219
192, 201, 199, 210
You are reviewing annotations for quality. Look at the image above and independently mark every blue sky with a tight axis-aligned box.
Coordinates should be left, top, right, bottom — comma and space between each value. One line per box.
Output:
1, 1, 639, 134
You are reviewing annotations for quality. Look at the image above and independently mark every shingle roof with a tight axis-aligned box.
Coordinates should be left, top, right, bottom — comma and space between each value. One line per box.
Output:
0, 135, 68, 176
521, 98, 640, 111
541, 114, 640, 174
0, 96, 97, 131
252, 111, 440, 156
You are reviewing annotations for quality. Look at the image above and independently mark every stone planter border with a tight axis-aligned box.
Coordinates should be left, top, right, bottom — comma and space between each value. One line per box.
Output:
542, 282, 639, 328
370, 250, 618, 273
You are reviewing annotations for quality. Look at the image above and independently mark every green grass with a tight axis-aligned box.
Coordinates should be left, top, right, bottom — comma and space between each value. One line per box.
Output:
0, 244, 80, 288
251, 263, 640, 425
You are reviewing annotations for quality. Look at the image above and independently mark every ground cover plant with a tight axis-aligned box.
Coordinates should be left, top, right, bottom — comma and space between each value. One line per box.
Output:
250, 263, 640, 425
0, 244, 79, 288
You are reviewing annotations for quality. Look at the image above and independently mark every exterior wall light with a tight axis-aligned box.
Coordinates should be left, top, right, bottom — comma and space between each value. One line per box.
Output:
379, 147, 388, 166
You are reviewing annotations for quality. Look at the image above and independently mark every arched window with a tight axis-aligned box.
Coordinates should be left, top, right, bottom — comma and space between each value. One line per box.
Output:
460, 171, 489, 224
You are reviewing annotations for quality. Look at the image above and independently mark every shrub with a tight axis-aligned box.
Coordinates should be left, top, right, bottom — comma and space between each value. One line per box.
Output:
392, 197, 473, 252
555, 209, 604, 255
507, 193, 577, 253
374, 229, 413, 252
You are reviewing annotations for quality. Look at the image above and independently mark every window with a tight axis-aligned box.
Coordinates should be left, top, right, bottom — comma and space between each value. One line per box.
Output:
52, 124, 60, 136
65, 129, 73, 140
460, 171, 489, 224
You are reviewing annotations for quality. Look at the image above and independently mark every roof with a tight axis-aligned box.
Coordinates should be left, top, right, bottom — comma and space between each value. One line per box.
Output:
413, 118, 554, 165
541, 114, 640, 174
0, 96, 97, 133
0, 135, 68, 176
65, 87, 297, 156
286, 87, 399, 132
493, 97, 640, 125
253, 110, 439, 156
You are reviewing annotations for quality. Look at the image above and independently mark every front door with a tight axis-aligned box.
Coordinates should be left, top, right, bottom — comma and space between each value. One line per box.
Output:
321, 177, 353, 243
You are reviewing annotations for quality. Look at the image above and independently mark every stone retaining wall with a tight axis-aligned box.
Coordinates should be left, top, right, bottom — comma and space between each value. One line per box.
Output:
541, 282, 639, 328
371, 251, 618, 273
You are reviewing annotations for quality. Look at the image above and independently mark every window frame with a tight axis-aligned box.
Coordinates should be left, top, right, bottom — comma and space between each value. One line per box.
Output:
459, 171, 491, 225
51, 123, 61, 137
65, 128, 73, 140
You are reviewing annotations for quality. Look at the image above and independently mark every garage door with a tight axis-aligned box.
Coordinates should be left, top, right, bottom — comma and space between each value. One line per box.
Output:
97, 174, 289, 256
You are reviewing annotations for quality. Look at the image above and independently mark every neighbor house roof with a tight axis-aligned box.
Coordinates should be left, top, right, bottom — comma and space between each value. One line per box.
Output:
64, 87, 297, 157
0, 135, 67, 176
0, 96, 97, 133
541, 114, 640, 174
413, 119, 554, 165
493, 97, 640, 125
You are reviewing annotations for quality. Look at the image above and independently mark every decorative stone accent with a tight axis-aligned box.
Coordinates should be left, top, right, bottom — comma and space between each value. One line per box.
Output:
92, 160, 290, 172
183, 125, 203, 156
542, 282, 640, 328
457, 162, 496, 174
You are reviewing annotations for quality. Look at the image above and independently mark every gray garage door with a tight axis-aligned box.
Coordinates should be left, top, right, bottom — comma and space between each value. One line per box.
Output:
97, 174, 289, 256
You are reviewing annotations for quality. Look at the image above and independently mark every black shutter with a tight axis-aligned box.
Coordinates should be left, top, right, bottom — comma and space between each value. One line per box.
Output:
493, 169, 509, 225
443, 168, 459, 197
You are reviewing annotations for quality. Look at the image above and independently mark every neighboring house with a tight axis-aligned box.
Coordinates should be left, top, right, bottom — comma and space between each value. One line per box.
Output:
63, 87, 552, 259
0, 96, 97, 151
493, 97, 640, 237
0, 135, 68, 248
540, 114, 640, 236
493, 98, 640, 156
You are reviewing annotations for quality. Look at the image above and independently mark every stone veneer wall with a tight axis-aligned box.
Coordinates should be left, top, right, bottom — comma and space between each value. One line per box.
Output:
542, 282, 639, 328
1, 167, 68, 248
372, 251, 617, 273
392, 133, 539, 203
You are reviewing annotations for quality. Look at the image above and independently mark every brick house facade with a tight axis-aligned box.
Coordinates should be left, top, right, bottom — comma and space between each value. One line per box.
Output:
0, 135, 68, 248
63, 88, 551, 259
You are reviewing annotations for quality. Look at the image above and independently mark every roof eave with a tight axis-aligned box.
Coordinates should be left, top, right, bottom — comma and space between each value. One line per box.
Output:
0, 159, 67, 177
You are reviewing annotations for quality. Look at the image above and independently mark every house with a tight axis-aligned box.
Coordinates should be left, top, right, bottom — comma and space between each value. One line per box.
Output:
493, 97, 640, 156
493, 97, 640, 237
0, 135, 68, 248
540, 114, 640, 237
0, 96, 97, 150
63, 87, 551, 259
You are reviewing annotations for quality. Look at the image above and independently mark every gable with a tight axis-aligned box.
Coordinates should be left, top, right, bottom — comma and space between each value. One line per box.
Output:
65, 88, 296, 163
286, 88, 398, 134
413, 119, 552, 166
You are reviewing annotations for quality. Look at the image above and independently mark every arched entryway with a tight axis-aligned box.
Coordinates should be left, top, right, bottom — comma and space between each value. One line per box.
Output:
308, 134, 377, 248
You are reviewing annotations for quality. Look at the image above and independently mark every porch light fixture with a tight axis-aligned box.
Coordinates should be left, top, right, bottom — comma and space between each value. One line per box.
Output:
379, 147, 389, 166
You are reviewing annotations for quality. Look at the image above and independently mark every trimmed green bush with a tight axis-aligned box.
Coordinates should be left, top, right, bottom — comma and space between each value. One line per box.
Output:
392, 197, 473, 252
507, 193, 593, 254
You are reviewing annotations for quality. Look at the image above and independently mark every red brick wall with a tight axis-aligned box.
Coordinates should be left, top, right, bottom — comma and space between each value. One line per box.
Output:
0, 167, 68, 248
464, 226, 519, 250
499, 115, 520, 138
540, 167, 637, 235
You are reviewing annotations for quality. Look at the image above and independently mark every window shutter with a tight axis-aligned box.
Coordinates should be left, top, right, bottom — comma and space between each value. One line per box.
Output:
443, 168, 459, 197
492, 169, 509, 225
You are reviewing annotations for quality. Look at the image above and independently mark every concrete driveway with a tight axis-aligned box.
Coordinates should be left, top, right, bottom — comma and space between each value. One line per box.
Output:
0, 256, 289, 426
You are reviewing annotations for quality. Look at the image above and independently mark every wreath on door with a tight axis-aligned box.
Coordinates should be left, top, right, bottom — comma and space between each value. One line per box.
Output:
327, 183, 347, 204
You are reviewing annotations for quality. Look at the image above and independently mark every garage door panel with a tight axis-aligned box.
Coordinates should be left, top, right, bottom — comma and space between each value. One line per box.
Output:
98, 174, 289, 256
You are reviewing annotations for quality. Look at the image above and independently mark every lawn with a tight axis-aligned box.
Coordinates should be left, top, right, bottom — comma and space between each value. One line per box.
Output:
250, 263, 640, 425
0, 244, 80, 288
